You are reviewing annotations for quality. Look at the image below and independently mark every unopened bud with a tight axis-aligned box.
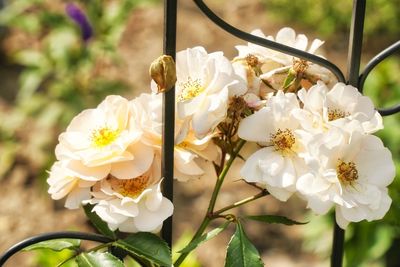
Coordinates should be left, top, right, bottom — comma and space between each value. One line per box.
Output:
149, 55, 177, 93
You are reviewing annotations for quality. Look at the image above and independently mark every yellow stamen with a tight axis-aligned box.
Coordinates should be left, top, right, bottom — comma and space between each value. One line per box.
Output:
328, 108, 348, 121
108, 175, 149, 198
293, 59, 309, 73
91, 127, 119, 147
336, 159, 358, 185
270, 128, 296, 154
176, 141, 189, 149
245, 54, 259, 68
178, 77, 204, 101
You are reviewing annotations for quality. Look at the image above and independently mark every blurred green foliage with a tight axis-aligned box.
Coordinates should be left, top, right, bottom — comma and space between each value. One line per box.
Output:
262, 0, 400, 42
0, 0, 157, 182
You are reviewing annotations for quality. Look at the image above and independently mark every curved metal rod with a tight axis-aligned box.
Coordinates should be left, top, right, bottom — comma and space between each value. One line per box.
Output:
359, 41, 400, 89
378, 104, 400, 116
0, 231, 114, 266
193, 0, 346, 83
358, 41, 400, 116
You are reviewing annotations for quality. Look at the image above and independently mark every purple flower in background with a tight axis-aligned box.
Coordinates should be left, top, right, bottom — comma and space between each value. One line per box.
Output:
65, 3, 93, 42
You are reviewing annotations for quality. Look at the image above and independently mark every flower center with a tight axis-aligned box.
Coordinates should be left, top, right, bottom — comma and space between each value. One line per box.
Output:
108, 175, 149, 198
178, 77, 204, 101
91, 126, 119, 147
336, 159, 358, 185
176, 141, 189, 149
328, 108, 348, 121
270, 128, 296, 153
293, 59, 309, 73
245, 54, 259, 68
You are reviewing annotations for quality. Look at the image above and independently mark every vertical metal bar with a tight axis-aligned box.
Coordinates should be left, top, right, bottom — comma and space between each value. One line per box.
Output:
161, 0, 177, 248
331, 222, 346, 267
346, 0, 366, 88
331, 1, 366, 267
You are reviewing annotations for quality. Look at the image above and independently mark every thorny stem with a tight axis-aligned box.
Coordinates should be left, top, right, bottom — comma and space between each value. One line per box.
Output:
207, 139, 246, 215
174, 139, 246, 266
245, 181, 268, 191
217, 150, 227, 177
212, 189, 269, 217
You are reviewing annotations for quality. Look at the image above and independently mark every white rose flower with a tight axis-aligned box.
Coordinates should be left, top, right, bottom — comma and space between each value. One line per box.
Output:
175, 46, 246, 138
86, 160, 173, 233
297, 127, 395, 229
297, 81, 383, 134
47, 161, 97, 209
55, 95, 152, 180
131, 93, 218, 182
107, 141, 155, 180
174, 129, 221, 181
237, 27, 324, 66
130, 92, 163, 137
238, 91, 308, 201
175, 119, 220, 163
235, 28, 336, 90
231, 54, 262, 103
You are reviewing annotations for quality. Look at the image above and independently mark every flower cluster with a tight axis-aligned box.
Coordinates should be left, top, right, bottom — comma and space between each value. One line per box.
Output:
48, 87, 219, 233
48, 27, 395, 232
239, 82, 394, 228
234, 28, 395, 229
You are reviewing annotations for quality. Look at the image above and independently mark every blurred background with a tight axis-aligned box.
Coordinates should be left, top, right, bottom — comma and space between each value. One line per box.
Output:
0, 0, 399, 266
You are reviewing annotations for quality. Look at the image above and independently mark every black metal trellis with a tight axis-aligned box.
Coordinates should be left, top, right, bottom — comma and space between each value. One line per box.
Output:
359, 40, 400, 116
1, 0, 400, 266
160, 0, 177, 248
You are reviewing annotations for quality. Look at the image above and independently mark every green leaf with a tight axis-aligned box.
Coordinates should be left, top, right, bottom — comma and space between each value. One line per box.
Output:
246, 215, 307, 226
23, 239, 81, 252
179, 221, 231, 254
225, 221, 264, 267
282, 69, 296, 90
75, 251, 124, 267
83, 204, 116, 239
33, 248, 77, 267
114, 232, 171, 266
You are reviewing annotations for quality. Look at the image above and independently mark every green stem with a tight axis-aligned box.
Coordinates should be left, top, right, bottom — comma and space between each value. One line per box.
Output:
217, 150, 227, 177
207, 139, 246, 215
212, 190, 269, 217
174, 139, 246, 266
